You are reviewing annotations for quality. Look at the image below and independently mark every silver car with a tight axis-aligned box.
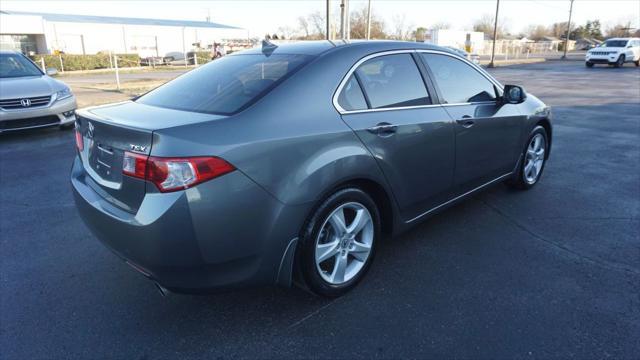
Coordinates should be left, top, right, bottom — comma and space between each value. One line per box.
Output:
0, 50, 77, 132
72, 41, 552, 297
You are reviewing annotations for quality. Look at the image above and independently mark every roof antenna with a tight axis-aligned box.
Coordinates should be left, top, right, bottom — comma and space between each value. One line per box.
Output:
261, 37, 277, 56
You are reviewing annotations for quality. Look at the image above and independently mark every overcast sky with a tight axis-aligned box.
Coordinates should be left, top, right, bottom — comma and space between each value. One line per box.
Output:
3, 0, 639, 37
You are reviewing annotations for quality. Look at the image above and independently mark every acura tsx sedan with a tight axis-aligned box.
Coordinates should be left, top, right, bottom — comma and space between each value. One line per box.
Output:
72, 40, 552, 297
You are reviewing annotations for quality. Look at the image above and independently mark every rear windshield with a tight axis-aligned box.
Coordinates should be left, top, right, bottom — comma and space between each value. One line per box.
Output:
137, 54, 311, 115
0, 53, 43, 78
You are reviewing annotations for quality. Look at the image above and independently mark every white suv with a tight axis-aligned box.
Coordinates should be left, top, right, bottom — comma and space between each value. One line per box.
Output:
585, 38, 640, 68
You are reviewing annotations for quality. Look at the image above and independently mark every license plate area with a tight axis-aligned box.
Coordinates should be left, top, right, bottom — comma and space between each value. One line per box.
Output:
88, 140, 123, 184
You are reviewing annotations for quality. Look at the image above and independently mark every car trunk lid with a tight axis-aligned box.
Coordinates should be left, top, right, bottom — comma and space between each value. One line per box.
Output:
75, 101, 225, 212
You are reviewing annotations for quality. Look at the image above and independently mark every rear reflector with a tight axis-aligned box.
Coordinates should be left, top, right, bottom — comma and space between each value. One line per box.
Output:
74, 128, 83, 152
123, 152, 235, 192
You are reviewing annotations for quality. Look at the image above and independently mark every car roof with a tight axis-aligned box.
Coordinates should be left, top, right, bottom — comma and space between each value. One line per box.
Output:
0, 49, 21, 55
237, 40, 459, 57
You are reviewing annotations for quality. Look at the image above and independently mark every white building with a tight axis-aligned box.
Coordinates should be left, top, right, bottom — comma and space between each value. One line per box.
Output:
424, 29, 485, 54
0, 10, 246, 57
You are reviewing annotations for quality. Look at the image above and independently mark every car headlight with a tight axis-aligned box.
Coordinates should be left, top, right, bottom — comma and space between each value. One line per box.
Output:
55, 87, 73, 101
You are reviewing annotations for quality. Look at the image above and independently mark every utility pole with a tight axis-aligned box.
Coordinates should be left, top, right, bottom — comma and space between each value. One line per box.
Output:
561, 0, 574, 59
366, 0, 372, 40
345, 0, 350, 40
488, 0, 500, 68
340, 0, 345, 39
326, 0, 330, 40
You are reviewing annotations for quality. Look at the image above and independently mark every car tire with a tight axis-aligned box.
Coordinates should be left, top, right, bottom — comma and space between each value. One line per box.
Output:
506, 126, 548, 190
297, 187, 380, 297
615, 55, 625, 68
585, 62, 594, 68
634, 60, 639, 67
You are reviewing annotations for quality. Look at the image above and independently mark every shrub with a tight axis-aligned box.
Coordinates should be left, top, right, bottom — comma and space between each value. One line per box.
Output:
29, 54, 141, 72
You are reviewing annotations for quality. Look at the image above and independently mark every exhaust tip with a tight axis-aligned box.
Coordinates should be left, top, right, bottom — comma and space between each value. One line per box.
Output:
154, 282, 170, 297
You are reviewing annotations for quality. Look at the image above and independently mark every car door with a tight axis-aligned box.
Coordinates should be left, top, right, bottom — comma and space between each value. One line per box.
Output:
419, 52, 525, 193
336, 52, 456, 220
629, 40, 640, 61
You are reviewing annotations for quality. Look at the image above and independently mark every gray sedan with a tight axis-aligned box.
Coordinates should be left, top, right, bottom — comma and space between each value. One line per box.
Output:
0, 50, 77, 132
72, 41, 552, 297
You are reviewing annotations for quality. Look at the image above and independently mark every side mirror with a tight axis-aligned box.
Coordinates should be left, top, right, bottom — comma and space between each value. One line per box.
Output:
46, 67, 58, 76
627, 45, 633, 48
503, 85, 527, 104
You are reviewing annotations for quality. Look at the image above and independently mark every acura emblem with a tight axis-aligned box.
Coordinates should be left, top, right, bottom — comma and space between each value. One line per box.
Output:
87, 122, 95, 139
20, 99, 31, 107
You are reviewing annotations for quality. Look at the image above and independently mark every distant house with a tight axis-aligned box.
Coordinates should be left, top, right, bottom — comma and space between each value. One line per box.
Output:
0, 10, 246, 56
575, 38, 602, 50
535, 36, 575, 51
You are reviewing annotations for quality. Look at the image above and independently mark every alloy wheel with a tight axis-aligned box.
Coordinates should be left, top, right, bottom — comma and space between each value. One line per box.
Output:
523, 133, 546, 184
314, 202, 374, 285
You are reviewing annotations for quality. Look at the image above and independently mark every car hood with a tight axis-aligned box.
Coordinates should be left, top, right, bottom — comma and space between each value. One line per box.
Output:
0, 75, 66, 100
591, 47, 623, 53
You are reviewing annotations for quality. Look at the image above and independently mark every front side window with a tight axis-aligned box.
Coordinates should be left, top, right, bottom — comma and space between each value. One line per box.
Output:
421, 53, 496, 104
337, 74, 368, 111
354, 54, 430, 109
0, 53, 43, 78
137, 54, 310, 115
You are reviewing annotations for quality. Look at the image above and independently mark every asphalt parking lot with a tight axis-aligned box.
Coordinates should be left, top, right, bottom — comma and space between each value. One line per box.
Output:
1, 61, 639, 359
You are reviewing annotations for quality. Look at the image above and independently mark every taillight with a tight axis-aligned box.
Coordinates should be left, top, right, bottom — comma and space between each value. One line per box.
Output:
74, 128, 83, 151
122, 152, 235, 192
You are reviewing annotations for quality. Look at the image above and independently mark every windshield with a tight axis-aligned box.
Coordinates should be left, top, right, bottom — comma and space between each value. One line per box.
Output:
0, 53, 43, 78
137, 54, 311, 115
601, 40, 628, 48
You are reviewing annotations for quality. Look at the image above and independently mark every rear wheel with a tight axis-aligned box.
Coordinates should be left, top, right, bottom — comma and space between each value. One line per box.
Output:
585, 61, 594, 68
297, 188, 380, 297
615, 55, 625, 68
506, 126, 548, 190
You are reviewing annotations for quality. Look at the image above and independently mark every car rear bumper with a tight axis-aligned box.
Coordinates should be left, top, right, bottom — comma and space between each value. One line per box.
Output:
0, 96, 77, 132
71, 154, 307, 293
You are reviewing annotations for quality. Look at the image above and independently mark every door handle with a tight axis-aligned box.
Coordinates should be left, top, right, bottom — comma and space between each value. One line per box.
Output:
367, 122, 397, 136
456, 115, 475, 128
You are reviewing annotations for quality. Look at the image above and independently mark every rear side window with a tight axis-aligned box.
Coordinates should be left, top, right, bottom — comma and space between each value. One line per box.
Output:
337, 75, 368, 111
421, 53, 496, 104
137, 54, 310, 115
354, 54, 430, 109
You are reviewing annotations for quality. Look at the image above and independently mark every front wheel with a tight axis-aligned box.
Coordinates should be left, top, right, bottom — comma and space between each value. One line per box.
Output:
506, 126, 548, 190
634, 60, 639, 67
297, 188, 380, 297
615, 55, 625, 68
585, 61, 594, 68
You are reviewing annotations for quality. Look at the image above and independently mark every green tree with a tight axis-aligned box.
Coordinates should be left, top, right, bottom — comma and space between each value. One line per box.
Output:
413, 27, 428, 42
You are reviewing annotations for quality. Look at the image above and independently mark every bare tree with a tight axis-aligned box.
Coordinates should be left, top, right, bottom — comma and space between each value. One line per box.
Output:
349, 6, 387, 39
297, 16, 310, 38
432, 22, 451, 30
605, 24, 629, 38
526, 24, 549, 40
548, 22, 572, 39
307, 11, 326, 37
473, 14, 506, 39
390, 14, 414, 40
277, 26, 297, 40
